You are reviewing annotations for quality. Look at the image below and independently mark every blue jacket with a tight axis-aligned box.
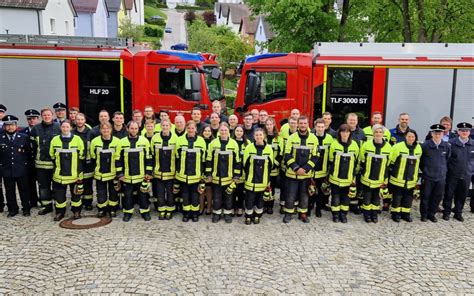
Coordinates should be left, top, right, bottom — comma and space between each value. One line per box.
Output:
390, 125, 412, 145
447, 137, 474, 180
420, 139, 451, 181
0, 132, 30, 177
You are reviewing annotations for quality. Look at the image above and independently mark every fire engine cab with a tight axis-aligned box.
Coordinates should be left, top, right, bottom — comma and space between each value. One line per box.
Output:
235, 42, 473, 137
0, 34, 223, 126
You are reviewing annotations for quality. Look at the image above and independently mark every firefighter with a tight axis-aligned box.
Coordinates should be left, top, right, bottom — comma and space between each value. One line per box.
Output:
53, 102, 67, 125
111, 111, 128, 139
279, 117, 298, 214
242, 112, 255, 141
150, 118, 178, 220
199, 125, 214, 215
68, 107, 79, 127
31, 107, 61, 215
322, 112, 337, 138
174, 115, 186, 137
363, 112, 391, 142
90, 110, 111, 139
142, 119, 156, 141
175, 121, 207, 222
359, 124, 392, 223
232, 125, 250, 216
346, 113, 366, 145
282, 116, 318, 223
243, 128, 274, 225
228, 114, 239, 134
328, 124, 360, 223
420, 124, 451, 222
22, 109, 40, 208
132, 109, 144, 132
390, 112, 412, 145
191, 107, 206, 134
389, 129, 422, 222
264, 117, 281, 214
442, 122, 473, 222
154, 111, 176, 134
0, 115, 31, 217
116, 121, 153, 222
89, 122, 121, 217
49, 120, 85, 221
279, 109, 300, 139
425, 116, 456, 142
0, 104, 6, 212
206, 122, 241, 223
310, 118, 334, 217
73, 113, 94, 211
209, 112, 221, 138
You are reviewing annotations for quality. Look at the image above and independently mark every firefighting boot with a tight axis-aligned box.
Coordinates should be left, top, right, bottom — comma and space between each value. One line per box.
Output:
245, 213, 252, 225
339, 211, 348, 223
282, 213, 292, 224
142, 212, 151, 221
392, 212, 401, 222
212, 213, 221, 223
123, 213, 132, 222
158, 211, 166, 220
332, 212, 340, 223
182, 211, 190, 222
363, 210, 371, 223
165, 211, 172, 220
38, 205, 53, 215
192, 212, 199, 222
453, 213, 464, 222
253, 214, 261, 224
371, 211, 378, 223
401, 212, 413, 222
224, 214, 232, 223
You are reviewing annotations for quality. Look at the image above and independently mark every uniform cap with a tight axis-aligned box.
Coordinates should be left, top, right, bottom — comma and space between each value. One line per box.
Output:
430, 124, 445, 132
53, 102, 67, 110
24, 109, 40, 118
2, 115, 18, 124
0, 104, 7, 112
456, 122, 472, 130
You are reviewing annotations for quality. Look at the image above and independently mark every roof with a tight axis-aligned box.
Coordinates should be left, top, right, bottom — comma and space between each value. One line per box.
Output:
70, 0, 98, 13
104, 0, 120, 12
241, 16, 257, 34
0, 0, 48, 9
229, 4, 249, 25
122, 0, 133, 10
259, 16, 275, 39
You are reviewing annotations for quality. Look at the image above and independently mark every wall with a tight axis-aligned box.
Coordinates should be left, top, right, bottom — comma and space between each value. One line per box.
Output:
107, 11, 118, 38
75, 13, 93, 36
93, 0, 108, 37
254, 17, 268, 54
0, 8, 40, 35
41, 0, 75, 35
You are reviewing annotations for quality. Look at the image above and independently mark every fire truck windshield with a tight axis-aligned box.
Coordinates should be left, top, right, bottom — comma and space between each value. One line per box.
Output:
204, 66, 224, 101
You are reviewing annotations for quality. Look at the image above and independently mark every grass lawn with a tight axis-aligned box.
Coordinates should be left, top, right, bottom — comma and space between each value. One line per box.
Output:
144, 5, 167, 20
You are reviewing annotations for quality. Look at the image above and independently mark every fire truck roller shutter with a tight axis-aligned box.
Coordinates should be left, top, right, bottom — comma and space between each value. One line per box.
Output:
0, 58, 66, 127
385, 68, 454, 141
452, 69, 474, 125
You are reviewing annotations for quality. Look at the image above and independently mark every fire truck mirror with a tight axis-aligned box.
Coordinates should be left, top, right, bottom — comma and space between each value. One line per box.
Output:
191, 73, 202, 92
210, 68, 221, 80
245, 72, 259, 105
191, 93, 202, 102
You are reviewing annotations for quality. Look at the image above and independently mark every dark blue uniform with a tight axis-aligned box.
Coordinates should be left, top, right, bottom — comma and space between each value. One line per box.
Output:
21, 126, 39, 207
443, 137, 474, 218
420, 139, 451, 220
0, 132, 31, 215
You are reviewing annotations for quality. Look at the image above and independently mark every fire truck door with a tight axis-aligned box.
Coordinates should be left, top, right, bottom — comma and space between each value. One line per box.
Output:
78, 59, 122, 126
324, 67, 373, 128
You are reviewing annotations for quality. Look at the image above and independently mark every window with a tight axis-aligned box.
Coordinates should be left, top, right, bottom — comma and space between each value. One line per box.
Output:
246, 72, 287, 104
159, 68, 198, 101
204, 66, 223, 101
50, 18, 56, 34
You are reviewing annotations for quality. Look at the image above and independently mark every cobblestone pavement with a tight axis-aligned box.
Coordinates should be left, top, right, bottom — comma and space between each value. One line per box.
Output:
1, 199, 473, 295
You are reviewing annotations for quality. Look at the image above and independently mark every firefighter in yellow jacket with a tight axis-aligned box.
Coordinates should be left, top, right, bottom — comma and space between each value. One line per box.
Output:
49, 120, 84, 221
283, 116, 319, 223
89, 122, 120, 218
328, 124, 360, 223
175, 120, 207, 222
150, 118, 178, 220
359, 124, 392, 223
116, 121, 153, 222
243, 128, 274, 225
310, 118, 334, 217
389, 129, 422, 222
264, 117, 281, 215
206, 123, 241, 223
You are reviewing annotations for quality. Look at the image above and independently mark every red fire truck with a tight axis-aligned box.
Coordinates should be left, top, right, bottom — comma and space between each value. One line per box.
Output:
234, 43, 473, 136
0, 34, 223, 126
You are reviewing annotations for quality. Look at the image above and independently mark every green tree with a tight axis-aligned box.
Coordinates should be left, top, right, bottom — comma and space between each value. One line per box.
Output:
188, 20, 254, 73
118, 18, 144, 41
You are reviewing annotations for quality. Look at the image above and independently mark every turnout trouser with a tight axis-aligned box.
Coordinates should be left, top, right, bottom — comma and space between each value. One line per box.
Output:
96, 180, 119, 212
212, 184, 233, 215
27, 164, 39, 207
361, 185, 381, 215
330, 184, 350, 214
122, 182, 150, 215
420, 179, 444, 218
3, 176, 30, 213
284, 178, 310, 214
152, 179, 175, 213
82, 177, 94, 207
390, 185, 414, 215
443, 176, 470, 216
181, 183, 200, 213
37, 168, 54, 210
53, 182, 82, 214
233, 183, 245, 210
245, 190, 264, 218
